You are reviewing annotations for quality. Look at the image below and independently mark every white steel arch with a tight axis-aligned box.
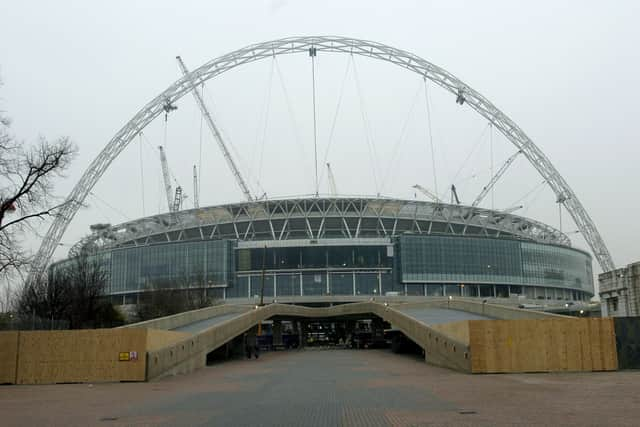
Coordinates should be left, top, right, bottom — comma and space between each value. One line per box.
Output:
29, 36, 614, 283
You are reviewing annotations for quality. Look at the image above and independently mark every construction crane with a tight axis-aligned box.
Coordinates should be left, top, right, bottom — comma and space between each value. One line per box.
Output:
158, 146, 173, 213
172, 186, 184, 212
158, 145, 188, 213
176, 56, 254, 202
326, 163, 337, 196
193, 165, 199, 209
471, 150, 522, 207
450, 184, 461, 205
412, 184, 442, 203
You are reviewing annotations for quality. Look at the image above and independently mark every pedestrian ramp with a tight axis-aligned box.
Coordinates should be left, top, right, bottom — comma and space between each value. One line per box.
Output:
0, 300, 618, 385
139, 300, 618, 380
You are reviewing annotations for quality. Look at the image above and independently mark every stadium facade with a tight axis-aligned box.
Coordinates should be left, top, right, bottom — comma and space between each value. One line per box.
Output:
57, 197, 594, 304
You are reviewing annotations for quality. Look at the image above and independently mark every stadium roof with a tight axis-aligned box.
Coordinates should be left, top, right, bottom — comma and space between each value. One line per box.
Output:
71, 197, 572, 256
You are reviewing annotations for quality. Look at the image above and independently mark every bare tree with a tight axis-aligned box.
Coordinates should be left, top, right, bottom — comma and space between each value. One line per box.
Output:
14, 263, 73, 328
0, 81, 77, 283
15, 247, 123, 329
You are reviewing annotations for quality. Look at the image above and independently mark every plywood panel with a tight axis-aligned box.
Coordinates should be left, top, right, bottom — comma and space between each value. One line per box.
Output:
599, 318, 618, 371
565, 319, 584, 372
16, 329, 148, 384
588, 318, 604, 371
0, 331, 19, 384
469, 318, 618, 373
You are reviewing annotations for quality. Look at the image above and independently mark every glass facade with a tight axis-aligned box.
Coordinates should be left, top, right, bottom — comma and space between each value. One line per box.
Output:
521, 242, 593, 290
109, 240, 234, 294
398, 235, 593, 293
76, 229, 592, 301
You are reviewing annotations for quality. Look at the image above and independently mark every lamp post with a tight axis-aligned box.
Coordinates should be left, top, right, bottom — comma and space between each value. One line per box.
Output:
259, 245, 267, 307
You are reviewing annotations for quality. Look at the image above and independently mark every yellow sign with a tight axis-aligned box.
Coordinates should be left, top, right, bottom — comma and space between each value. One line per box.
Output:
119, 352, 130, 361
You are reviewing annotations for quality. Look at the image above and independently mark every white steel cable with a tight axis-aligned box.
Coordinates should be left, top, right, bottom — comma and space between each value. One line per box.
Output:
423, 78, 438, 198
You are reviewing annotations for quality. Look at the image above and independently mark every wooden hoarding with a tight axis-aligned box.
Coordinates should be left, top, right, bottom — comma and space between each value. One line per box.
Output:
469, 318, 618, 373
15, 328, 148, 384
0, 331, 19, 384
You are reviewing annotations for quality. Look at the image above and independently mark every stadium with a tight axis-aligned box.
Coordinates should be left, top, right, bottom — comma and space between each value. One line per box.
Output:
56, 196, 594, 305
39, 37, 612, 305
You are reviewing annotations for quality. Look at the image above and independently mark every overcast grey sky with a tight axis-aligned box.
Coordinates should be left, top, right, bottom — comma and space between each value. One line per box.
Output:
1, 0, 638, 280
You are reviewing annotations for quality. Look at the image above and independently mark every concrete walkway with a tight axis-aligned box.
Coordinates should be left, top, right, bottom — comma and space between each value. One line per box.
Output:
170, 312, 244, 334
2, 349, 639, 426
396, 306, 493, 325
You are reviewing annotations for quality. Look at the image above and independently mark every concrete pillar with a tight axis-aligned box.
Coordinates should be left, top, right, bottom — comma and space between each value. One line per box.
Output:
273, 274, 277, 298
273, 320, 283, 347
296, 321, 305, 349
371, 317, 384, 346
326, 271, 330, 295
299, 273, 303, 296
352, 272, 356, 295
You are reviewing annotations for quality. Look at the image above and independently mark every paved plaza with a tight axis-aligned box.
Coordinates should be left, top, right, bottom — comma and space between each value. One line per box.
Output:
2, 349, 640, 426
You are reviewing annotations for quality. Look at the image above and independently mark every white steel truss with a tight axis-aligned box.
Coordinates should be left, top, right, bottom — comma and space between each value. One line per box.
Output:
29, 36, 614, 285
69, 197, 572, 254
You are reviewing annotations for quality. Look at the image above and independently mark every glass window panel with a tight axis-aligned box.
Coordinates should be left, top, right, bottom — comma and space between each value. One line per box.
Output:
426, 284, 443, 296
462, 285, 478, 297
328, 247, 354, 268
495, 285, 509, 298
478, 285, 494, 298
228, 276, 249, 298
380, 272, 397, 295
249, 274, 273, 297
275, 273, 299, 296
301, 247, 327, 268
330, 273, 353, 295
444, 284, 461, 296
355, 273, 378, 295
524, 286, 535, 299
406, 284, 424, 296
302, 272, 326, 296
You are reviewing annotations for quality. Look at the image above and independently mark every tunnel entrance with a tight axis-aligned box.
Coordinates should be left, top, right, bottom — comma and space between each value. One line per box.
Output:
205, 313, 423, 365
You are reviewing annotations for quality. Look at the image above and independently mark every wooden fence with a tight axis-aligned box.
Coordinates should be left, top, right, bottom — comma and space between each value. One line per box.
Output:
0, 328, 188, 385
468, 318, 618, 373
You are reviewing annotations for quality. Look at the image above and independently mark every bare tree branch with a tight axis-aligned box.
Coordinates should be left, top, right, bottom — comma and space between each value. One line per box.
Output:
0, 200, 70, 232
0, 79, 77, 290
